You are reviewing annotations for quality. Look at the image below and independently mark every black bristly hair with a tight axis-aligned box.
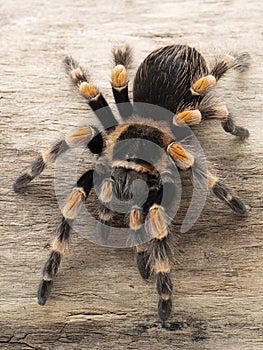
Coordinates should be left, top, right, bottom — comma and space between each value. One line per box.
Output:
14, 42, 250, 322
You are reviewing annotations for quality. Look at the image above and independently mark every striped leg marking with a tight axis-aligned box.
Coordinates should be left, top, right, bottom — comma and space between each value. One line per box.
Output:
38, 218, 71, 305
167, 142, 194, 170
37, 170, 94, 305
208, 172, 248, 217
13, 126, 99, 191
146, 204, 174, 321
64, 55, 118, 129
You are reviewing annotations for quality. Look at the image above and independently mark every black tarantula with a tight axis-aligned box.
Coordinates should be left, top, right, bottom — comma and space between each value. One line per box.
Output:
14, 43, 250, 322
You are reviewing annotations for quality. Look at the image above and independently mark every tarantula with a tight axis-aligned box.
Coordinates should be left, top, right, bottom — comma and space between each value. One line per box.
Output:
14, 43, 250, 322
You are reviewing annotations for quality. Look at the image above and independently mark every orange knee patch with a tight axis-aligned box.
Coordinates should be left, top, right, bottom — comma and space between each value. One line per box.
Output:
99, 180, 113, 203
148, 205, 168, 240
65, 126, 94, 148
154, 258, 171, 273
191, 75, 216, 95
167, 142, 194, 170
207, 172, 218, 189
129, 207, 142, 230
112, 64, 127, 88
62, 187, 85, 219
51, 236, 68, 254
79, 82, 99, 99
99, 210, 112, 222
175, 110, 202, 125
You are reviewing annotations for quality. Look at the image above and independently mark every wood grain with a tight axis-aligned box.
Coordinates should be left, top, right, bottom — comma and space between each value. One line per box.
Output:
0, 0, 262, 349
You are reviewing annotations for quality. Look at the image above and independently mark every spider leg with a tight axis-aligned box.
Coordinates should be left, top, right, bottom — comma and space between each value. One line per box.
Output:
37, 169, 94, 305
183, 52, 250, 138
207, 171, 248, 217
221, 112, 249, 139
130, 206, 152, 280
128, 168, 177, 321
64, 56, 118, 129
146, 202, 175, 322
13, 126, 103, 191
111, 44, 133, 119
190, 52, 251, 96
210, 52, 251, 80
135, 171, 177, 282
174, 94, 249, 139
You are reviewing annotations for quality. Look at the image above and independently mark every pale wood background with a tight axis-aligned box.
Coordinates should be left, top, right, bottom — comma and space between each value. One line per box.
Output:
0, 0, 262, 349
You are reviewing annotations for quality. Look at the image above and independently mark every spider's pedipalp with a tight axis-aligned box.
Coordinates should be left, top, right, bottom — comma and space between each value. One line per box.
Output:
37, 169, 94, 305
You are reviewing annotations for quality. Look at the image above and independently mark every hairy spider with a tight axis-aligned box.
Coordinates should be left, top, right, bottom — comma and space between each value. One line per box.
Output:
14, 43, 250, 322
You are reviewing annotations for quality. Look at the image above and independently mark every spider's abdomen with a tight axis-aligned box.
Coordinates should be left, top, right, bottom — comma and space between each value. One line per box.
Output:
133, 45, 208, 114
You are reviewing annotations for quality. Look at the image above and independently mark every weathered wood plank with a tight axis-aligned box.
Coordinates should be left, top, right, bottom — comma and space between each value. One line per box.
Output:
0, 0, 262, 349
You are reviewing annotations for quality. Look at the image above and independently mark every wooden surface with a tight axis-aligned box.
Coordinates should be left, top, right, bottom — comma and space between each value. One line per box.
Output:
1, 0, 262, 349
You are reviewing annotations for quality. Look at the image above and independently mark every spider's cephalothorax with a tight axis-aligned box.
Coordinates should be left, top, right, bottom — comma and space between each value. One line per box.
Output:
14, 43, 250, 322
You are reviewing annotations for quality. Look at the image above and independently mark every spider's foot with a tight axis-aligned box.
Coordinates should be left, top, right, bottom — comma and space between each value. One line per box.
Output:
13, 172, 33, 191
37, 279, 53, 306
234, 126, 250, 140
212, 180, 248, 217
222, 118, 249, 140
227, 196, 248, 217
233, 52, 251, 72
158, 298, 172, 322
